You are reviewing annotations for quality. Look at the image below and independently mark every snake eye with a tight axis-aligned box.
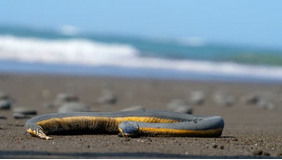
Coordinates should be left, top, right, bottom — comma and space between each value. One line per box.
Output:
118, 121, 139, 137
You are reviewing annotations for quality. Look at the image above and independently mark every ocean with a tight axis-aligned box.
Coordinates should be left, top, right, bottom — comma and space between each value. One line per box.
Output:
1, 26, 282, 83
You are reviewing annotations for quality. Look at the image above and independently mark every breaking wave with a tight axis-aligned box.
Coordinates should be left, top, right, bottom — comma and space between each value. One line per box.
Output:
0, 35, 282, 80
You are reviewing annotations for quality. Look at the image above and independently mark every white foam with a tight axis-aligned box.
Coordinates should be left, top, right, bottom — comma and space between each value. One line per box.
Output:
0, 35, 139, 65
108, 57, 282, 79
0, 35, 282, 80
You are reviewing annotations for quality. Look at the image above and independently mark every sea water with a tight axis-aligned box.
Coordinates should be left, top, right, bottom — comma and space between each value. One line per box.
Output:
0, 26, 282, 83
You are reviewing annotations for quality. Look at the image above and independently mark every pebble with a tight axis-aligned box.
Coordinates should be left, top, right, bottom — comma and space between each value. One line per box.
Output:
58, 102, 90, 113
167, 99, 186, 108
97, 89, 117, 105
256, 99, 275, 110
13, 107, 37, 115
263, 152, 271, 156
244, 94, 260, 105
167, 99, 193, 114
190, 91, 205, 105
123, 138, 131, 142
13, 112, 30, 119
121, 106, 146, 112
173, 105, 193, 114
54, 93, 80, 107
212, 143, 218, 149
57, 93, 79, 101
146, 138, 152, 142
252, 150, 270, 156
276, 152, 282, 157
213, 93, 235, 107
43, 103, 55, 108
219, 145, 224, 150
0, 100, 12, 110
243, 94, 275, 110
0, 92, 9, 100
252, 150, 263, 156
0, 115, 7, 120
136, 139, 145, 143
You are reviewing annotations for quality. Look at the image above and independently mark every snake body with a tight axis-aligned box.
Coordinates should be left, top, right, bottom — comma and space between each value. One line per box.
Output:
25, 110, 224, 140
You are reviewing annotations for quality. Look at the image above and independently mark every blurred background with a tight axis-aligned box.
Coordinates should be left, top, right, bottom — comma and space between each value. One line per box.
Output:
0, 0, 282, 82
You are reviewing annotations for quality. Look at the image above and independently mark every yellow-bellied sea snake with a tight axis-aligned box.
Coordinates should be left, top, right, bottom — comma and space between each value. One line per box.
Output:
25, 110, 224, 140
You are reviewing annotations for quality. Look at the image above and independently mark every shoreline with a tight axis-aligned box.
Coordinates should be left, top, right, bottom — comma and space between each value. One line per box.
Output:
1, 60, 282, 84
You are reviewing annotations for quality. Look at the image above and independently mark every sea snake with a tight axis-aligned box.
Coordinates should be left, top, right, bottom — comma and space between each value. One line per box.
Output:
25, 110, 224, 140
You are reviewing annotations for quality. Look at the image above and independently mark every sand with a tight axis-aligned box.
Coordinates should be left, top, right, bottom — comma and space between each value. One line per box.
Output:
0, 73, 282, 158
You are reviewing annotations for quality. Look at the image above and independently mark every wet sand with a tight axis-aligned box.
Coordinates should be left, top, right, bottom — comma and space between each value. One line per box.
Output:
0, 73, 282, 158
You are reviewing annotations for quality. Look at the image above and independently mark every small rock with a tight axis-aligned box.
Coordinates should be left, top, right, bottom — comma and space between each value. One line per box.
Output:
214, 93, 235, 107
0, 115, 7, 120
146, 138, 152, 142
58, 102, 90, 113
253, 150, 263, 156
243, 94, 275, 110
167, 99, 193, 114
190, 91, 205, 105
54, 93, 79, 107
13, 107, 37, 115
0, 100, 12, 110
219, 145, 224, 150
212, 144, 218, 149
13, 113, 30, 119
136, 139, 145, 143
43, 103, 55, 108
0, 92, 9, 100
167, 99, 186, 108
173, 105, 193, 114
123, 138, 131, 142
276, 152, 282, 157
244, 94, 260, 105
57, 93, 79, 102
97, 89, 117, 105
263, 152, 270, 156
121, 106, 146, 112
257, 99, 275, 110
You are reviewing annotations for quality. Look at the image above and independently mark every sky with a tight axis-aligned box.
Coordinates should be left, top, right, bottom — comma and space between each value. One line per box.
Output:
0, 0, 281, 48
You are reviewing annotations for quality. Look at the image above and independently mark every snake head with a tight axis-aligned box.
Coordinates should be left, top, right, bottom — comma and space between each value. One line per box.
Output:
26, 128, 53, 140
118, 121, 139, 137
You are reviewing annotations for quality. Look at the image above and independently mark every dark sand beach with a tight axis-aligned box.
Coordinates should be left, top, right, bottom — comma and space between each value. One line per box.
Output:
0, 73, 282, 158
